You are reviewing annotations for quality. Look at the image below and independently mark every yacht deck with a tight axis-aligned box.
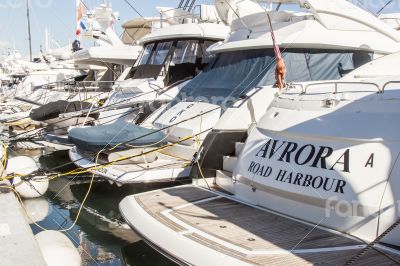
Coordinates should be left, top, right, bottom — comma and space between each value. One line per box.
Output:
121, 185, 400, 265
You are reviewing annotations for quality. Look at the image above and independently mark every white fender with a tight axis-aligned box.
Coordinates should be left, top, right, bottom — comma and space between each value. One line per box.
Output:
35, 230, 81, 266
23, 198, 50, 223
6, 156, 49, 198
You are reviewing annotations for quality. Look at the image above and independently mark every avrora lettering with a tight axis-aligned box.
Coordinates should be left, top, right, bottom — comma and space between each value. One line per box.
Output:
256, 138, 350, 173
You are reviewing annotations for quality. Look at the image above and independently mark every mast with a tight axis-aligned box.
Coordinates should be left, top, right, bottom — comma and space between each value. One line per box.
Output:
26, 0, 33, 61
44, 28, 48, 51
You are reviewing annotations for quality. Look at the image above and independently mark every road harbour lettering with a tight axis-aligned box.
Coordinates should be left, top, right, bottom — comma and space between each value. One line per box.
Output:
242, 138, 379, 194
246, 160, 346, 194
248, 161, 272, 177
275, 169, 346, 194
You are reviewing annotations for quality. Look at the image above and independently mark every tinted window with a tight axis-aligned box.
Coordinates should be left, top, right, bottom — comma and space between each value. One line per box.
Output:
172, 41, 199, 64
137, 43, 154, 65
148, 42, 173, 65
201, 41, 217, 64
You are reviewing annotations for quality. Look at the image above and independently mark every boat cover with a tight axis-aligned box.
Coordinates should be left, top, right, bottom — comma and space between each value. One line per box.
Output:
30, 100, 99, 122
68, 119, 167, 152
173, 49, 371, 109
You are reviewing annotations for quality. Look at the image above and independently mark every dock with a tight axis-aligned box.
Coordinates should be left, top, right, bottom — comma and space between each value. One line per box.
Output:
0, 182, 46, 266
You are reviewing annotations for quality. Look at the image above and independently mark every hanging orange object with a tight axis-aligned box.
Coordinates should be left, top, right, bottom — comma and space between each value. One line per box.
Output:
267, 14, 286, 89
275, 57, 286, 89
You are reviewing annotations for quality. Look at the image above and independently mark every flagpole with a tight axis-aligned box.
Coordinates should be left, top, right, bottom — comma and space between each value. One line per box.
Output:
26, 0, 33, 61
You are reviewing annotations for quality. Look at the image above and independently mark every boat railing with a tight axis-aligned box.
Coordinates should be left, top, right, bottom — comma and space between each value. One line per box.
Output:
157, 7, 198, 27
157, 4, 220, 27
381, 16, 400, 22
382, 81, 400, 92
288, 81, 383, 95
191, 5, 221, 23
72, 80, 115, 91
42, 80, 115, 92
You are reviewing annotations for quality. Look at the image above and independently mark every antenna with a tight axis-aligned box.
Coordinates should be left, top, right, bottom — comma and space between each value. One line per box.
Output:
26, 0, 33, 61
45, 28, 49, 51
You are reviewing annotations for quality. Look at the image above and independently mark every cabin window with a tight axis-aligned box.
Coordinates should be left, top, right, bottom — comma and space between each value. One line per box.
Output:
126, 39, 217, 81
148, 41, 173, 65
201, 41, 217, 64
137, 43, 155, 65
172, 41, 199, 64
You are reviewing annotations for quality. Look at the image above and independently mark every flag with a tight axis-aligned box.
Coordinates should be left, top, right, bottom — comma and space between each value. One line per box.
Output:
76, 0, 86, 36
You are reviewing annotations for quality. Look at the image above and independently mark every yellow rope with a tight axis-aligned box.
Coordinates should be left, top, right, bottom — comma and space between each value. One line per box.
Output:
1, 143, 7, 177
0, 151, 99, 232
196, 161, 210, 189
2, 132, 205, 182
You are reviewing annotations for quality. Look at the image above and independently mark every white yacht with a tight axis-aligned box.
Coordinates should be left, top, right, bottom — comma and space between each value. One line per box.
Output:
29, 3, 217, 149
120, 48, 400, 266
26, 7, 144, 149
69, 0, 400, 186
67, 4, 229, 162
118, 1, 400, 265
1, 3, 143, 149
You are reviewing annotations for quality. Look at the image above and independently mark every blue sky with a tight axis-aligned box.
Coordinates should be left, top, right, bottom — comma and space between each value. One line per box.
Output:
0, 0, 212, 58
0, 0, 398, 58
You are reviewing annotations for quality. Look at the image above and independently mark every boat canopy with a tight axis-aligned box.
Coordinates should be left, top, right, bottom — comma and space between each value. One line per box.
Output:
173, 48, 372, 108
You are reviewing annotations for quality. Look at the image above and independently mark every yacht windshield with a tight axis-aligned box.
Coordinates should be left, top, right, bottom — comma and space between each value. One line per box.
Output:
174, 48, 372, 109
137, 41, 173, 66
148, 42, 173, 65
136, 43, 154, 65
172, 40, 199, 64
125, 39, 219, 81
346, 0, 398, 15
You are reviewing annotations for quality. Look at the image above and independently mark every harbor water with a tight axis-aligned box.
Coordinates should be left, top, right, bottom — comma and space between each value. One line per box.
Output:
12, 148, 180, 266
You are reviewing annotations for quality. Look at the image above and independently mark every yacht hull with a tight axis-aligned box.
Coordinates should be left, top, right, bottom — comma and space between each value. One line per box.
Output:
69, 147, 191, 184
120, 185, 400, 265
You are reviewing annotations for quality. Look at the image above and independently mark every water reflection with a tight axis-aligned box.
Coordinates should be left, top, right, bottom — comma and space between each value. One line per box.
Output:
14, 148, 181, 266
122, 242, 177, 266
